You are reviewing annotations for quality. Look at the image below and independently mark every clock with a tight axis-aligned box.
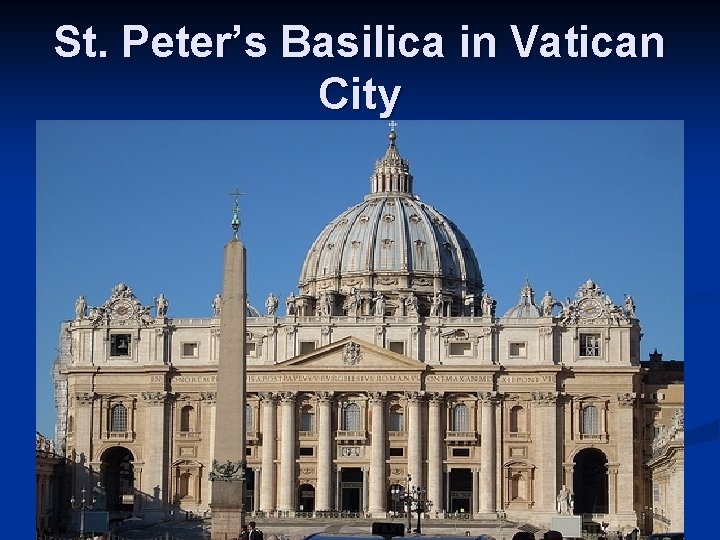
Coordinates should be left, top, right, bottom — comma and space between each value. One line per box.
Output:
578, 298, 602, 319
112, 299, 135, 320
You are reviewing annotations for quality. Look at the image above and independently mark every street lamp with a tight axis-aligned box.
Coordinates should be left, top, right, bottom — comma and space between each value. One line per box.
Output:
390, 475, 433, 534
70, 487, 96, 539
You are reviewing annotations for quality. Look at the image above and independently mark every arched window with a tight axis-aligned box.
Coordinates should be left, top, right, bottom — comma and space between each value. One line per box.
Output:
245, 404, 253, 432
389, 405, 404, 432
301, 405, 315, 432
581, 405, 599, 435
110, 404, 127, 432
180, 405, 194, 432
343, 403, 361, 431
452, 403, 469, 432
510, 473, 525, 500
509, 405, 525, 433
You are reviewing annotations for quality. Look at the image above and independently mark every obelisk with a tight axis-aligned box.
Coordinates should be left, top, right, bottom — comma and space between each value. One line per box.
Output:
210, 191, 247, 539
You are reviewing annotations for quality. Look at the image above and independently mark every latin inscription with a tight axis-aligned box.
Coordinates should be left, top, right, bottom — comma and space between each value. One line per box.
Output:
426, 374, 492, 383
500, 375, 555, 384
249, 373, 420, 383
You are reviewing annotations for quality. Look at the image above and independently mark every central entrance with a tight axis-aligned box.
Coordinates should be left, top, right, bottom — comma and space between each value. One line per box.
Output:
340, 468, 363, 512
449, 468, 472, 513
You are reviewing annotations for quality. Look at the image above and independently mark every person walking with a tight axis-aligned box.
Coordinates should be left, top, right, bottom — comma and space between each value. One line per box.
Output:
248, 521, 263, 540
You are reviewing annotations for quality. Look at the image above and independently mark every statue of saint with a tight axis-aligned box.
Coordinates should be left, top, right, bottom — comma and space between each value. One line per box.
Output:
482, 293, 496, 317
154, 294, 169, 317
212, 294, 222, 316
556, 484, 572, 514
541, 291, 557, 316
405, 291, 419, 315
430, 293, 442, 316
347, 287, 360, 316
285, 292, 296, 315
624, 295, 636, 317
75, 295, 87, 320
373, 293, 386, 316
265, 292, 279, 316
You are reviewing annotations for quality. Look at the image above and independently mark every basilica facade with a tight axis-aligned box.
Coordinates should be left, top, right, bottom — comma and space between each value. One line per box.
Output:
54, 129, 683, 532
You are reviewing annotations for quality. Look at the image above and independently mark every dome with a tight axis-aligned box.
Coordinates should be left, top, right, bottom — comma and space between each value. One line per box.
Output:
296, 128, 483, 317
503, 280, 542, 318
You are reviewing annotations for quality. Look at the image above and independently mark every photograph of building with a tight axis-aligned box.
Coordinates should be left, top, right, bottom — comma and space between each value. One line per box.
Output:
39, 122, 684, 534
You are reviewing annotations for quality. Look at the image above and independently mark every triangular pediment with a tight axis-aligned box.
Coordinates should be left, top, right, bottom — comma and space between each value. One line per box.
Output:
279, 336, 427, 371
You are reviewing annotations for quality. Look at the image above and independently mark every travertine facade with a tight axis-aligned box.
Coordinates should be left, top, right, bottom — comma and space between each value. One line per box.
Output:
54, 129, 683, 532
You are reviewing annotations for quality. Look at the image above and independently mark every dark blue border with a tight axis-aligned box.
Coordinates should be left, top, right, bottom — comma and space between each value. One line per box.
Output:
11, 3, 712, 536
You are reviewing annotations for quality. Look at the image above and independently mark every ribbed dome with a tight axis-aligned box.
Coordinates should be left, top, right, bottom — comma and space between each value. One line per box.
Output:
296, 129, 483, 317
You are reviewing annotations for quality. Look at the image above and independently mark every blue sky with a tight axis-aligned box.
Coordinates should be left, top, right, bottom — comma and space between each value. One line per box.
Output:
36, 120, 683, 437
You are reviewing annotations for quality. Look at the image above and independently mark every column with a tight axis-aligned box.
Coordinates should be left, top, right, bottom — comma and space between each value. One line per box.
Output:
73, 392, 95, 500
445, 468, 451, 511
472, 468, 480, 515
479, 392, 496, 513
532, 391, 559, 512
278, 392, 296, 512
253, 468, 261, 512
427, 394, 443, 512
362, 467, 370, 513
259, 393, 277, 512
335, 468, 341, 510
368, 393, 386, 515
407, 392, 423, 486
141, 392, 168, 520
616, 393, 637, 519
315, 392, 333, 511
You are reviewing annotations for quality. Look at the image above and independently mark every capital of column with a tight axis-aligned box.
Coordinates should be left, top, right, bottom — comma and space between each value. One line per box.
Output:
141, 391, 168, 406
605, 462, 620, 475
617, 392, 638, 407
368, 391, 386, 403
280, 391, 297, 403
405, 390, 425, 403
428, 392, 445, 406
531, 391, 559, 406
477, 391, 498, 404
260, 392, 276, 403
315, 390, 334, 403
75, 392, 96, 406
200, 392, 216, 404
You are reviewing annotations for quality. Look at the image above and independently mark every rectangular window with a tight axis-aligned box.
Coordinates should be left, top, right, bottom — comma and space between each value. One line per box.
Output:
181, 342, 199, 358
580, 333, 601, 357
452, 448, 470, 457
389, 447, 404, 457
300, 341, 317, 355
299, 447, 314, 457
509, 342, 527, 358
245, 342, 256, 356
388, 341, 405, 355
110, 334, 131, 356
449, 342, 472, 356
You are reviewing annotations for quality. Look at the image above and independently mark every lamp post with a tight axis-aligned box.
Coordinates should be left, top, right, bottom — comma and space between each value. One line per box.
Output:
70, 487, 96, 539
390, 475, 433, 535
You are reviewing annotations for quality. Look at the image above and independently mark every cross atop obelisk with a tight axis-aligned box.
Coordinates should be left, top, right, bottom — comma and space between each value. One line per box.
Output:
228, 188, 245, 239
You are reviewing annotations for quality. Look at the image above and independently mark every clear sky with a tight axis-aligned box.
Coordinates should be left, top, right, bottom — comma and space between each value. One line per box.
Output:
36, 120, 683, 438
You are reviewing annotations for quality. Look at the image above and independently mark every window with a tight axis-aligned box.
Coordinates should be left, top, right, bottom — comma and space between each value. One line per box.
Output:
245, 404, 253, 432
299, 447, 314, 457
245, 342, 256, 356
301, 405, 315, 432
181, 342, 198, 358
509, 405, 525, 433
389, 341, 405, 355
509, 342, 527, 358
453, 448, 470, 457
452, 403, 469, 431
449, 342, 472, 356
180, 405, 194, 432
110, 334, 131, 356
389, 447, 404, 457
510, 473, 525, 500
343, 403, 361, 431
580, 333, 601, 356
179, 473, 191, 498
110, 404, 128, 432
389, 405, 404, 432
581, 405, 599, 435
300, 341, 316, 355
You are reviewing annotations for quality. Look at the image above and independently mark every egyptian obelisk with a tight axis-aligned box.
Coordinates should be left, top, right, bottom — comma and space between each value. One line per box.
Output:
210, 191, 247, 539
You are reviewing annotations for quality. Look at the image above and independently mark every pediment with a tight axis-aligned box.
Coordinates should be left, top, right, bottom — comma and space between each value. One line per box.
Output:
279, 336, 427, 371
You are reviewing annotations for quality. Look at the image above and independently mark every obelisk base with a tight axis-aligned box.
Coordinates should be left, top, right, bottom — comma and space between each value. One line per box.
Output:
210, 480, 245, 540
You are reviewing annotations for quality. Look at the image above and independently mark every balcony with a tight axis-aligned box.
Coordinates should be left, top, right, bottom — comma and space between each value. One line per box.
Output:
175, 431, 201, 441
336, 430, 367, 443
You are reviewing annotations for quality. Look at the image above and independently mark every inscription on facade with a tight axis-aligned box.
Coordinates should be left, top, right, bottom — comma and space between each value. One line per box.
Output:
249, 373, 420, 383
168, 375, 218, 384
499, 375, 555, 384
426, 374, 492, 383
